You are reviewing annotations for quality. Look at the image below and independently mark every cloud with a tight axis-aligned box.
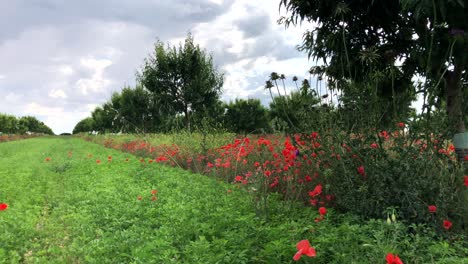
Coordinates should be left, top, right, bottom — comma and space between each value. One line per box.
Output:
0, 0, 316, 134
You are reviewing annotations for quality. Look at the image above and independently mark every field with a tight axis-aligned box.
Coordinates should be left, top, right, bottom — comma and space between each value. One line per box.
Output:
0, 137, 467, 263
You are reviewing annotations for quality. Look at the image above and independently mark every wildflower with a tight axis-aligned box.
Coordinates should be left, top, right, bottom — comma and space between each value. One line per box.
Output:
428, 205, 437, 213
207, 162, 214, 168
151, 196, 157, 201
443, 220, 452, 230
293, 240, 316, 261
319, 207, 327, 216
96, 159, 101, 164
386, 253, 403, 264
397, 122, 405, 128
465, 155, 468, 161
357, 166, 366, 177
151, 190, 158, 195
0, 203, 8, 211
305, 175, 312, 182
370, 143, 378, 149
45, 157, 51, 162
464, 176, 468, 187
137, 196, 142, 201
308, 184, 322, 197
235, 175, 243, 182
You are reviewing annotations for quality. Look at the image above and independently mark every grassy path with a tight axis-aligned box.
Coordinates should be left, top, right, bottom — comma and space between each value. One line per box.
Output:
0, 137, 466, 263
0, 137, 308, 263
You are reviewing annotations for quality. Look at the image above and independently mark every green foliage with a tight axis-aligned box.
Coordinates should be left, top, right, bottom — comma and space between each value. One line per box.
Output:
0, 137, 466, 263
280, 0, 467, 132
138, 33, 224, 131
0, 113, 53, 135
72, 117, 94, 134
224, 98, 270, 134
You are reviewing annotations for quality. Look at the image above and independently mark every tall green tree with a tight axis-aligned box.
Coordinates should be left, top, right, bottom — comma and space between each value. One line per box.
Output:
280, 0, 467, 132
72, 117, 95, 134
138, 33, 224, 131
0, 114, 18, 134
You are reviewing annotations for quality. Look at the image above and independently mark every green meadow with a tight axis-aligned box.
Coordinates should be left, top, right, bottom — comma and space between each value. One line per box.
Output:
0, 137, 466, 263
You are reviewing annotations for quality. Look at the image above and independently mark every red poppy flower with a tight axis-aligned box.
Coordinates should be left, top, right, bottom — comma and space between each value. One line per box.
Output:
45, 157, 51, 162
319, 207, 327, 216
370, 143, 378, 149
151, 196, 157, 201
293, 240, 316, 261
0, 203, 8, 211
235, 175, 243, 182
96, 159, 101, 164
428, 205, 437, 213
308, 184, 322, 197
464, 176, 468, 187
386, 253, 403, 264
464, 155, 468, 161
151, 189, 158, 195
397, 122, 405, 128
357, 166, 366, 176
443, 220, 452, 230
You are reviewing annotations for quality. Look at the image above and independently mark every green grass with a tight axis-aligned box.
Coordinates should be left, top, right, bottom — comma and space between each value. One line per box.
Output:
0, 137, 466, 263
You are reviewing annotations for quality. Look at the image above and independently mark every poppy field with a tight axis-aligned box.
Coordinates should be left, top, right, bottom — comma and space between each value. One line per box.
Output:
1, 136, 466, 263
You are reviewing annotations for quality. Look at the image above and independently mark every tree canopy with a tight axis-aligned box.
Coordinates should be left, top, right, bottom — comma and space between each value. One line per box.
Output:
280, 0, 467, 132
138, 33, 224, 131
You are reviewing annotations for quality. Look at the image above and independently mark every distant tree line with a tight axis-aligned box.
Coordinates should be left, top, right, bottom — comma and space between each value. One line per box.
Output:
73, 33, 325, 135
0, 113, 54, 135
71, 33, 338, 135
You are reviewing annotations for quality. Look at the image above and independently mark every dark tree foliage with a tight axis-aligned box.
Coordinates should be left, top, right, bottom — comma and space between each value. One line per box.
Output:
72, 117, 95, 134
224, 99, 270, 134
138, 33, 224, 131
280, 0, 467, 132
0, 114, 54, 135
269, 88, 322, 133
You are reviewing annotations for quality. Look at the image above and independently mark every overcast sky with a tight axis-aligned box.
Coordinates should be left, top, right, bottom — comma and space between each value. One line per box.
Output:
0, 0, 318, 134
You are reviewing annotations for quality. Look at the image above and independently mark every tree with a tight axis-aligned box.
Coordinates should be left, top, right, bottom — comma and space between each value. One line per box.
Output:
17, 116, 53, 134
72, 117, 95, 134
0, 114, 18, 134
138, 33, 224, 132
224, 99, 270, 134
280, 0, 467, 132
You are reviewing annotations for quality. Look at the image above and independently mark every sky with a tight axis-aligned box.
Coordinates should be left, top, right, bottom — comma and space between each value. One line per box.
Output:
0, 0, 319, 134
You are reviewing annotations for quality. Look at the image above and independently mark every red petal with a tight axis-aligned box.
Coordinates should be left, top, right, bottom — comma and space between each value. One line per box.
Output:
296, 240, 310, 250
293, 250, 303, 261
395, 255, 404, 264
305, 247, 316, 257
386, 253, 395, 263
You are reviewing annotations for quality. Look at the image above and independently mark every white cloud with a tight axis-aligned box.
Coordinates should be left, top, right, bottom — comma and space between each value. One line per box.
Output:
0, 0, 318, 133
49, 89, 67, 99
76, 57, 113, 95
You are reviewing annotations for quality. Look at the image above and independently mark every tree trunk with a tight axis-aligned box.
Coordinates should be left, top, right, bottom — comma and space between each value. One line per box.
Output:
445, 62, 465, 133
184, 107, 191, 132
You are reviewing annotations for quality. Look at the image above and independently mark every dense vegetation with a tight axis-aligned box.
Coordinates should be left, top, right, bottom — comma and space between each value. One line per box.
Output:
0, 138, 466, 263
1, 0, 467, 263
0, 113, 54, 135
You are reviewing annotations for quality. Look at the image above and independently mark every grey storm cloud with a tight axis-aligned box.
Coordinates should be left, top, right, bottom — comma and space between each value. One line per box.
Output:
0, 0, 234, 42
235, 12, 271, 38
